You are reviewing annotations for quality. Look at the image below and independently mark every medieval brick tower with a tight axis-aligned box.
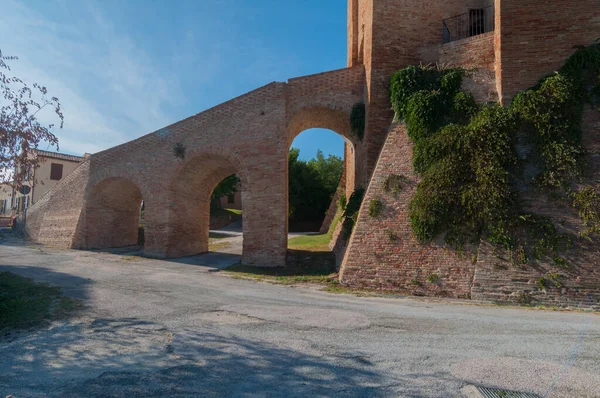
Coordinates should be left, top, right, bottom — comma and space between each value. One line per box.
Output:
339, 0, 600, 308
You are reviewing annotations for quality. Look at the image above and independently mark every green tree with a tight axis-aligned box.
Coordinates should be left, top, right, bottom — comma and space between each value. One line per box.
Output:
308, 150, 343, 195
288, 148, 343, 228
211, 174, 240, 209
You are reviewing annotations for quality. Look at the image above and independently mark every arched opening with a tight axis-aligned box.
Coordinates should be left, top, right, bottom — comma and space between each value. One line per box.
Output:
286, 106, 359, 271
208, 174, 244, 255
84, 177, 143, 249
167, 154, 243, 258
288, 128, 348, 233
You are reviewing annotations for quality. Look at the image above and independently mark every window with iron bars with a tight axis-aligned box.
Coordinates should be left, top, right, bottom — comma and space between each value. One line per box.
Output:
443, 6, 495, 44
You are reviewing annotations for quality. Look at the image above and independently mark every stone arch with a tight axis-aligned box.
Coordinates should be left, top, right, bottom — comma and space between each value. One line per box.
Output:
165, 152, 247, 258
286, 106, 358, 199
83, 177, 143, 249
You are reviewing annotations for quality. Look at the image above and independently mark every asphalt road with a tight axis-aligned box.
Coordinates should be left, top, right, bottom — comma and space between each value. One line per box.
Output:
0, 232, 599, 397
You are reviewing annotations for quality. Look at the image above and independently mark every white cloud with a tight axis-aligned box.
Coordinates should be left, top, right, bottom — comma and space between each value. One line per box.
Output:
0, 0, 182, 155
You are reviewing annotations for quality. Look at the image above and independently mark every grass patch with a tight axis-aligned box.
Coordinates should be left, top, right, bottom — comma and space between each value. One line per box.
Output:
0, 271, 80, 331
209, 241, 232, 251
287, 207, 342, 252
288, 233, 330, 251
224, 248, 336, 285
209, 232, 233, 239
210, 207, 242, 217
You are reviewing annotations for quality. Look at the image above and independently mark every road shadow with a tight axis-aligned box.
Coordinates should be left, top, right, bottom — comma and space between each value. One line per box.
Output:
0, 264, 92, 301
1, 317, 401, 397
162, 252, 241, 269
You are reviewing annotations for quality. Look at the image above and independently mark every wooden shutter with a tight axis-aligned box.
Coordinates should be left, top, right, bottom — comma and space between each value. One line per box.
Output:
50, 163, 63, 180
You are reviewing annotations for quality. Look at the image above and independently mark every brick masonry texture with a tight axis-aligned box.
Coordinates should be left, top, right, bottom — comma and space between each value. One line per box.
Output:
19, 0, 600, 308
340, 0, 600, 309
21, 66, 365, 267
496, 0, 600, 103
339, 124, 477, 299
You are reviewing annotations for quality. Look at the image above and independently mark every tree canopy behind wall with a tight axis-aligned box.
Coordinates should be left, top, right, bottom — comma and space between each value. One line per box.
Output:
288, 148, 343, 227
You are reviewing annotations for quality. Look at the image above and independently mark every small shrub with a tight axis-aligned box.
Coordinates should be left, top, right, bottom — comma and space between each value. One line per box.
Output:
341, 187, 365, 240
337, 192, 347, 211
350, 102, 366, 141
173, 142, 186, 160
387, 229, 398, 243
515, 245, 529, 266
383, 174, 409, 195
571, 185, 600, 239
427, 273, 439, 283
553, 256, 569, 268
411, 278, 421, 286
538, 277, 548, 290
368, 197, 383, 218
516, 291, 533, 305
548, 272, 563, 288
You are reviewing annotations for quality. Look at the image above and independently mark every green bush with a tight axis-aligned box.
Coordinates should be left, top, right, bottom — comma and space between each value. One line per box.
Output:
409, 104, 518, 246
341, 187, 365, 240
368, 197, 384, 218
350, 102, 366, 141
512, 73, 585, 188
390, 43, 600, 255
571, 185, 600, 238
383, 174, 408, 194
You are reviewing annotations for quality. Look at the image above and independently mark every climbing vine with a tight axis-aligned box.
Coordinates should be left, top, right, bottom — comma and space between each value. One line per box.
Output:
173, 142, 186, 160
368, 197, 384, 218
350, 102, 366, 141
571, 185, 600, 239
340, 187, 365, 240
390, 43, 600, 256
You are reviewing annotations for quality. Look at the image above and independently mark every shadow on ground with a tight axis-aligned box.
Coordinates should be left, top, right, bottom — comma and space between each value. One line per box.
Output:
0, 265, 92, 301
1, 317, 410, 397
87, 246, 241, 270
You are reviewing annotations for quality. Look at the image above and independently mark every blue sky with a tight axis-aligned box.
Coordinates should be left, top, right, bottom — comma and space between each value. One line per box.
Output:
1, 0, 348, 161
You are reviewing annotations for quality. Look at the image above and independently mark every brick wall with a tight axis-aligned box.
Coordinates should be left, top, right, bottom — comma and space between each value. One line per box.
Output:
19, 160, 90, 248
438, 32, 495, 69
22, 67, 365, 267
496, 0, 600, 103
340, 120, 600, 309
339, 0, 600, 308
339, 124, 476, 298
349, 0, 499, 185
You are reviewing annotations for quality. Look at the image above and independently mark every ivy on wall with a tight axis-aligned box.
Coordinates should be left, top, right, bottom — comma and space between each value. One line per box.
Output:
340, 187, 365, 240
350, 102, 366, 141
389, 43, 600, 258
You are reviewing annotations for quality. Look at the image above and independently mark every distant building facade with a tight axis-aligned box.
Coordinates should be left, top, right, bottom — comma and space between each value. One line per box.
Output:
0, 150, 85, 217
218, 190, 242, 210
